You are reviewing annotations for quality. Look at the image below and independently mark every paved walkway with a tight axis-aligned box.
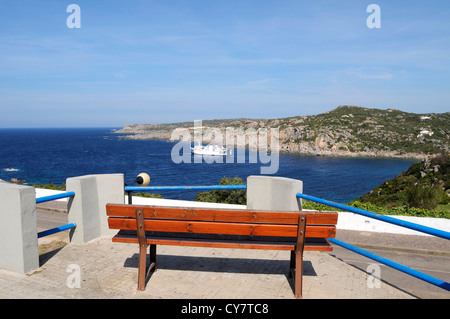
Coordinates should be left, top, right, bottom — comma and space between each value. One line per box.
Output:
1, 232, 415, 299
3, 202, 448, 300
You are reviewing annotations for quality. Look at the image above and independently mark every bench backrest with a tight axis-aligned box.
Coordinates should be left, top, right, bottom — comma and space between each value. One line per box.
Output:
106, 204, 338, 239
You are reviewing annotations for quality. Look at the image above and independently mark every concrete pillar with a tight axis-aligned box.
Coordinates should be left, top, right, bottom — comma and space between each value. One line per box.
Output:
66, 174, 124, 243
0, 183, 39, 273
246, 175, 303, 211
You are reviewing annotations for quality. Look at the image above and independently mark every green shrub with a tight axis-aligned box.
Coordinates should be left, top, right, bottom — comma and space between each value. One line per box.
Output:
406, 184, 446, 210
33, 183, 66, 191
195, 176, 246, 205
133, 192, 164, 199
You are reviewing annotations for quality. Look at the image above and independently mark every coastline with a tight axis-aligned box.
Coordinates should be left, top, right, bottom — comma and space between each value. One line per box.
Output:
112, 106, 449, 161
112, 129, 428, 161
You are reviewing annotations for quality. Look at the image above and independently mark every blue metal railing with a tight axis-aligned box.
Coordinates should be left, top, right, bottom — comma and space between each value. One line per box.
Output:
328, 237, 450, 291
37, 223, 77, 238
124, 185, 247, 192
36, 191, 76, 238
297, 193, 450, 240
125, 185, 247, 205
296, 192, 450, 292
36, 191, 75, 204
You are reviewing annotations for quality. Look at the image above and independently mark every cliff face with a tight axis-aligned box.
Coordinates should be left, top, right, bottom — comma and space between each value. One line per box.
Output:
113, 106, 450, 159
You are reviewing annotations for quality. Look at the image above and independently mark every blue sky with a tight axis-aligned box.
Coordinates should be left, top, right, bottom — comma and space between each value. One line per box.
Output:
0, 1, 449, 128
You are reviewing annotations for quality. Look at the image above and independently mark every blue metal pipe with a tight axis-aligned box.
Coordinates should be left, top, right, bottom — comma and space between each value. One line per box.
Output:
125, 185, 247, 192
37, 223, 77, 238
36, 191, 75, 204
297, 193, 450, 241
328, 237, 450, 291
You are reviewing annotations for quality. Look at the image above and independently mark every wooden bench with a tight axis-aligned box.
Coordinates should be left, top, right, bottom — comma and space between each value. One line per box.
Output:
106, 204, 338, 298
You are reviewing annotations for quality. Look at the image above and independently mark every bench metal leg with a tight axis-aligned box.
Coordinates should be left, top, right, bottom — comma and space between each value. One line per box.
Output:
290, 214, 306, 298
289, 251, 295, 278
136, 208, 146, 290
137, 239, 147, 291
289, 250, 304, 298
137, 244, 157, 291
149, 244, 157, 272
135, 208, 158, 291
294, 251, 303, 298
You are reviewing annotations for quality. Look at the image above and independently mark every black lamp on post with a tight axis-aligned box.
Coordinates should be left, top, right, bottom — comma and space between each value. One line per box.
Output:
126, 172, 150, 204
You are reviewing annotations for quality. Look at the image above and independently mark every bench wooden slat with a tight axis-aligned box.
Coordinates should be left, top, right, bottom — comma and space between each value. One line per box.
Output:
113, 234, 295, 250
108, 217, 336, 238
106, 204, 338, 225
112, 232, 333, 251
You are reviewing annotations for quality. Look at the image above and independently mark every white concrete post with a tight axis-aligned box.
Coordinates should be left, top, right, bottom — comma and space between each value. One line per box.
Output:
0, 183, 39, 273
246, 175, 303, 211
66, 174, 124, 243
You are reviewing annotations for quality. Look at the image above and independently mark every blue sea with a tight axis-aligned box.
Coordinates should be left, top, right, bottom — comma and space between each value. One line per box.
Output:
0, 127, 418, 203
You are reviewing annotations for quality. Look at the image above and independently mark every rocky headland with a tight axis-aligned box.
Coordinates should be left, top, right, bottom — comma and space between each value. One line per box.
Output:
113, 106, 449, 160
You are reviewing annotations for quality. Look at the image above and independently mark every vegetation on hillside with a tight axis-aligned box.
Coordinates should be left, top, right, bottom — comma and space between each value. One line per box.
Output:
357, 154, 449, 210
254, 105, 449, 156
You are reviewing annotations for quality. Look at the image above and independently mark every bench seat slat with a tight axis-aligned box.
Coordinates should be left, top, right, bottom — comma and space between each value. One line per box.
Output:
108, 218, 336, 238
112, 233, 333, 251
106, 204, 338, 225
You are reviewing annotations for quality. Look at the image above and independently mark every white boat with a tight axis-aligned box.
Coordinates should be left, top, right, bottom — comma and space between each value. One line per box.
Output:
191, 144, 232, 156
